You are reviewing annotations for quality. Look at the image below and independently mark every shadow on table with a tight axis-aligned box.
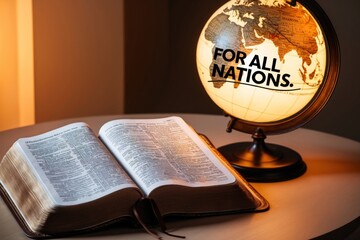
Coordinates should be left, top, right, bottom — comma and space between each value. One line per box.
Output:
312, 216, 360, 240
71, 213, 251, 238
306, 158, 360, 176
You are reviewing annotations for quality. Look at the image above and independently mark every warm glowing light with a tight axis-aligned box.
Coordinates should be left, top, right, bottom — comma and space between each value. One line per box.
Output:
196, 0, 339, 182
196, 0, 327, 123
0, 0, 34, 131
17, 0, 35, 127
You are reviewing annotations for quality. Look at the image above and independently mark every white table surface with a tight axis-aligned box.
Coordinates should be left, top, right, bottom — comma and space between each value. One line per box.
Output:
0, 114, 359, 240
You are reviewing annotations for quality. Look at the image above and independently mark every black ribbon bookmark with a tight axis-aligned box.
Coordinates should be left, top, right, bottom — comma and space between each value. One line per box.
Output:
132, 198, 185, 239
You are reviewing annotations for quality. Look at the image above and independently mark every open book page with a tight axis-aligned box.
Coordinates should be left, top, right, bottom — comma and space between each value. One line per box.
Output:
99, 116, 236, 196
15, 122, 138, 206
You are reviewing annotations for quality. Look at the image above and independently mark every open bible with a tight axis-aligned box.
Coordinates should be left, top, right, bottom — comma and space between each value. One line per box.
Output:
0, 116, 269, 238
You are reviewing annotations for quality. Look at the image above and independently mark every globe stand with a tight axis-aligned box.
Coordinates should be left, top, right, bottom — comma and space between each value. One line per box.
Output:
218, 127, 307, 182
195, 0, 340, 182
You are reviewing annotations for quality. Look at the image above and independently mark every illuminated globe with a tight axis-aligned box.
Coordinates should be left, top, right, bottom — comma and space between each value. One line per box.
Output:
196, 0, 339, 134
196, 0, 340, 182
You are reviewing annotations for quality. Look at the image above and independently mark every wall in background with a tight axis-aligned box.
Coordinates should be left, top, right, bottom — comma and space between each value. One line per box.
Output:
0, 0, 34, 131
0, 0, 19, 130
0, 0, 125, 130
125, 0, 360, 142
33, 0, 125, 123
305, 0, 360, 141
1, 0, 359, 142
124, 0, 225, 115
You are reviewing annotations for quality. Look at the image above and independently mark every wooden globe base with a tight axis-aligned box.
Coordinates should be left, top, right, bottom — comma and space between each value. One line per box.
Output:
218, 128, 307, 182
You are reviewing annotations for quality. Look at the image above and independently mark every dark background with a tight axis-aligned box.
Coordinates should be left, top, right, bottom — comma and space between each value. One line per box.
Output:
124, 0, 360, 141
32, 0, 360, 142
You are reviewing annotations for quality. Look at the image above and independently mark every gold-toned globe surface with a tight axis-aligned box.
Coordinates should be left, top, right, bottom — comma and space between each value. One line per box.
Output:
196, 0, 327, 123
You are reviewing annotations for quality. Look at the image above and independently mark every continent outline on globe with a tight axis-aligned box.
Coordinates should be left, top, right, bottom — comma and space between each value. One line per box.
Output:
196, 0, 329, 125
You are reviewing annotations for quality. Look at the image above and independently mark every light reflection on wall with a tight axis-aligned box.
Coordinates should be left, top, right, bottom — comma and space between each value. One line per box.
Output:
0, 0, 34, 131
